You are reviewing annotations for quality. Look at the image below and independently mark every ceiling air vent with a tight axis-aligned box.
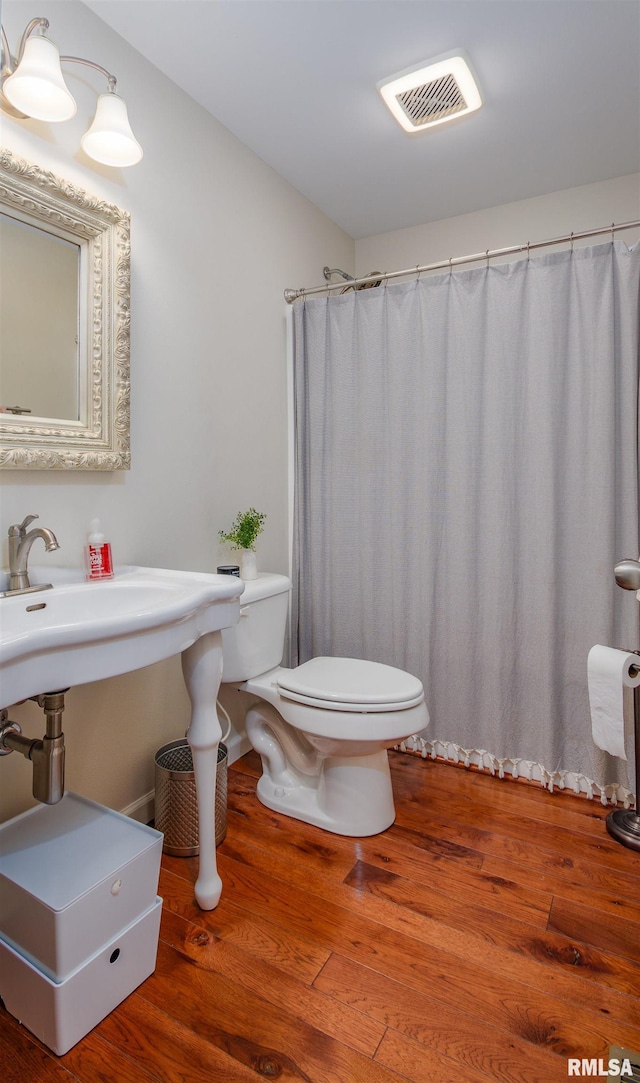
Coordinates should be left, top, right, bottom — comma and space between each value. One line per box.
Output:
378, 51, 482, 134
397, 72, 467, 127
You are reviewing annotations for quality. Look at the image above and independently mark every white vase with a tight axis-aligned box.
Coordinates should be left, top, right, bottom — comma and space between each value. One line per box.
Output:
239, 548, 258, 580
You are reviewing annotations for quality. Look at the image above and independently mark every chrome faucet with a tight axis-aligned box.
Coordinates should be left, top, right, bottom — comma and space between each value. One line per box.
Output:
7, 514, 60, 593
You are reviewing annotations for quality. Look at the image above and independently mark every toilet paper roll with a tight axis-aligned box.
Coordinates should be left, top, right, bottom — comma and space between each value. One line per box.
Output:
587, 645, 640, 760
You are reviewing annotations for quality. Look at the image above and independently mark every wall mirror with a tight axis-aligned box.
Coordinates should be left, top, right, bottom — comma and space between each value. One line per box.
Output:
0, 149, 130, 469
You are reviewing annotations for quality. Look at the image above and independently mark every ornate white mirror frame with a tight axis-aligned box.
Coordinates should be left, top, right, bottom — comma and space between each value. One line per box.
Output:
0, 149, 130, 469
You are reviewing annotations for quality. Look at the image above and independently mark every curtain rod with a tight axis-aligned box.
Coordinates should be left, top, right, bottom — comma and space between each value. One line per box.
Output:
283, 218, 640, 303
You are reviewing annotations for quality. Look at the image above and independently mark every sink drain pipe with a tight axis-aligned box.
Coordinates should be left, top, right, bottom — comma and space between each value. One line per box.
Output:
0, 689, 68, 804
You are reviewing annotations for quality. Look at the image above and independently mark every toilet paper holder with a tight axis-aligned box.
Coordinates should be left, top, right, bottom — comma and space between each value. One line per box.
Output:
619, 649, 640, 680
607, 642, 640, 851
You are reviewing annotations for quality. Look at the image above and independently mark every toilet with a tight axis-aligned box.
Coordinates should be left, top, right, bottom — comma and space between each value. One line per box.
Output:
221, 573, 429, 837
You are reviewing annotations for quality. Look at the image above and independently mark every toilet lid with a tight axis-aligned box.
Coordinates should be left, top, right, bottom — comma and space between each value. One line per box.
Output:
276, 657, 425, 712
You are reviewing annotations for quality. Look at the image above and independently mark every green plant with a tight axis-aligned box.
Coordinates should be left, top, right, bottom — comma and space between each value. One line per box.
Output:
218, 508, 266, 552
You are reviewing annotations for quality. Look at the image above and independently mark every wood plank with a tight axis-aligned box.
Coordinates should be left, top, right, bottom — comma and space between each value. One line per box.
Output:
548, 895, 640, 964
380, 814, 640, 927
159, 904, 386, 1056
317, 953, 573, 1083
384, 751, 614, 826
481, 850, 640, 923
158, 865, 329, 983
96, 985, 263, 1083
399, 751, 620, 832
375, 1025, 572, 1083
44, 1031, 162, 1083
396, 771, 640, 879
0, 1011, 78, 1083
390, 810, 640, 903
375, 1028, 498, 1083
138, 940, 406, 1083
393, 752, 613, 835
359, 841, 553, 927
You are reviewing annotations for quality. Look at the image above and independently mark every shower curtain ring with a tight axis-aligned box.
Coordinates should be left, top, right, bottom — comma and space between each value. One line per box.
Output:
485, 250, 490, 269
449, 256, 453, 276
570, 232, 574, 251
526, 241, 530, 261
611, 222, 616, 243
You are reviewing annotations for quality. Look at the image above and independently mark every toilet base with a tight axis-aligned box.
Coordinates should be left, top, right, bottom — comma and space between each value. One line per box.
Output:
255, 750, 396, 837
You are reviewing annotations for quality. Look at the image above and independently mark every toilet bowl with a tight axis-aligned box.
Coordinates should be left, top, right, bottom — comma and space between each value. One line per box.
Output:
221, 573, 429, 837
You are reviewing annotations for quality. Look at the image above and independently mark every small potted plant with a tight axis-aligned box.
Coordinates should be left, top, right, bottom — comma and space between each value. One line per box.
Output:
218, 508, 266, 580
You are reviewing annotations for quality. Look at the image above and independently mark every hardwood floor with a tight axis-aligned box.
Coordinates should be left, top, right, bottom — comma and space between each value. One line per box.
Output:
2, 750, 640, 1082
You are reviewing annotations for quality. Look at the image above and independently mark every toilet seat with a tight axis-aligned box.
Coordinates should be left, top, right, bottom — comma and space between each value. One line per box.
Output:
276, 656, 425, 712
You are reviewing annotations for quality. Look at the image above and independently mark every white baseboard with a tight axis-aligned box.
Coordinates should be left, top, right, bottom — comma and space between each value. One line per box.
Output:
227, 730, 252, 764
121, 791, 155, 825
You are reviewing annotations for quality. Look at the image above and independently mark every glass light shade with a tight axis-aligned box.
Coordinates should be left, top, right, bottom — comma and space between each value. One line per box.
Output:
3, 36, 77, 122
81, 93, 143, 167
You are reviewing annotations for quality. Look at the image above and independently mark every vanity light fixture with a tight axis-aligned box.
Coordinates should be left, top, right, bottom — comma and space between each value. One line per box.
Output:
378, 50, 482, 133
0, 17, 142, 166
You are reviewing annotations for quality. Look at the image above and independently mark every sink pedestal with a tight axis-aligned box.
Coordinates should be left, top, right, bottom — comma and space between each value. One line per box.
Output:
181, 631, 224, 910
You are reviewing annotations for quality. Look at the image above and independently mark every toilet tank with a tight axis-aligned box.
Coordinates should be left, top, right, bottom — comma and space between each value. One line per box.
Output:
221, 573, 291, 683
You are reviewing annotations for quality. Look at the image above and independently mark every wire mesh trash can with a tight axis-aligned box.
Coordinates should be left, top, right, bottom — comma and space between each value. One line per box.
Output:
154, 723, 229, 856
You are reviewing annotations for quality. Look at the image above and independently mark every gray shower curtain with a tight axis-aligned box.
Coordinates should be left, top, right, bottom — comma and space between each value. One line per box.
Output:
292, 241, 640, 801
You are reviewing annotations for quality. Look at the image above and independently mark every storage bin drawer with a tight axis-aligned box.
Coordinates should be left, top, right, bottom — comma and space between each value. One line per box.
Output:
0, 897, 162, 1056
0, 792, 162, 980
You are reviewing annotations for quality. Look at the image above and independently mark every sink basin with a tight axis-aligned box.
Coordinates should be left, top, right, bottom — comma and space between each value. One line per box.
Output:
0, 565, 244, 708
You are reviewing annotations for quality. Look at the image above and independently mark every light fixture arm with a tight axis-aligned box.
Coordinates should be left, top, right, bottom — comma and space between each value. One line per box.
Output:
59, 55, 117, 94
1, 24, 12, 72
2, 17, 49, 74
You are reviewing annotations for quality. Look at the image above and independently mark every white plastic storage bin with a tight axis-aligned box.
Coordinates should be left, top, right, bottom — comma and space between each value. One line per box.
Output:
0, 792, 162, 980
0, 897, 162, 1056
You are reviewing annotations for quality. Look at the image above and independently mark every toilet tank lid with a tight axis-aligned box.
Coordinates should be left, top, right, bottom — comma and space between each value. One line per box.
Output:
239, 572, 291, 604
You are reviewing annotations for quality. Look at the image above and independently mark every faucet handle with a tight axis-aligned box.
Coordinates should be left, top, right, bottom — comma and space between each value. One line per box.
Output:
9, 514, 39, 537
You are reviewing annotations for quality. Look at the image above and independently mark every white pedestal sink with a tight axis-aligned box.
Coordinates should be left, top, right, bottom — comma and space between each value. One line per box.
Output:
0, 565, 244, 910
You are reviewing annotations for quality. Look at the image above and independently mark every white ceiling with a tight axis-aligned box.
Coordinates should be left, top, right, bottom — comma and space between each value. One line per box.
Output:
85, 0, 640, 240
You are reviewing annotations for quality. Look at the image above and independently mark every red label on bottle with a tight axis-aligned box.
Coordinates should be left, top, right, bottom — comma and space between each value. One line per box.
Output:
87, 543, 114, 579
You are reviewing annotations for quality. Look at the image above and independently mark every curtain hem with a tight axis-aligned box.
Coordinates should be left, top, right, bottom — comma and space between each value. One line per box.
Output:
396, 735, 635, 809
